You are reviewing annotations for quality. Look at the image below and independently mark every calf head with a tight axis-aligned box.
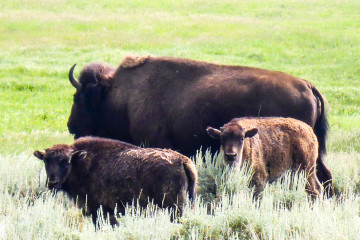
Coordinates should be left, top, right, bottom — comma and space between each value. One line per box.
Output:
207, 124, 258, 167
34, 145, 87, 189
67, 63, 114, 139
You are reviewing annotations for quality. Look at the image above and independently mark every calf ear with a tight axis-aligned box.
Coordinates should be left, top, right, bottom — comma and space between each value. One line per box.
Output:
70, 150, 91, 173
33, 150, 45, 160
70, 150, 87, 163
245, 128, 258, 138
206, 126, 221, 139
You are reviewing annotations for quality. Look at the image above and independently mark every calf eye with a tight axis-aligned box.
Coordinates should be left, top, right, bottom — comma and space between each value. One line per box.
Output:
61, 159, 70, 167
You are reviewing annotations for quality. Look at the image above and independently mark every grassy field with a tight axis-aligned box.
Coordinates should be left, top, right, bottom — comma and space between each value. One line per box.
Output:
0, 0, 359, 239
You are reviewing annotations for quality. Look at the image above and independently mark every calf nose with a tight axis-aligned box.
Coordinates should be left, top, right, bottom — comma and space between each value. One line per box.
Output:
46, 179, 59, 188
48, 179, 59, 184
225, 152, 237, 162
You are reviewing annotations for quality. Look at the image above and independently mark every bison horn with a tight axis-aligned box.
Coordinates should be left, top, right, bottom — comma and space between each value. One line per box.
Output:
69, 64, 82, 90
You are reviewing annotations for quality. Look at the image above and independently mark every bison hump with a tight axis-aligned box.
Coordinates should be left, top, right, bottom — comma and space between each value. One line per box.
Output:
120, 55, 150, 68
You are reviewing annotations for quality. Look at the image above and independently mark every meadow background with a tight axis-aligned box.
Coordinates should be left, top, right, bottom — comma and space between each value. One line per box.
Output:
0, 0, 359, 239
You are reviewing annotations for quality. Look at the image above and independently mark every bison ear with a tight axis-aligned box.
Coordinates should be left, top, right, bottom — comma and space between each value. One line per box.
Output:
206, 126, 221, 139
70, 150, 87, 163
93, 71, 112, 88
33, 150, 45, 161
245, 128, 258, 138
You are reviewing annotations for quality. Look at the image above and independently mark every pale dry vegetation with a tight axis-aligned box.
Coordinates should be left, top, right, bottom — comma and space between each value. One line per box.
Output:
0, 146, 359, 239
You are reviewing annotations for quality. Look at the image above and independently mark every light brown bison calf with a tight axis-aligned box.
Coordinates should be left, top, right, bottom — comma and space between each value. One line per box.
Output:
207, 117, 330, 198
34, 137, 197, 225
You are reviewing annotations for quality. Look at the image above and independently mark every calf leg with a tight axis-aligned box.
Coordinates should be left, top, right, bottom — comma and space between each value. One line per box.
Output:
91, 208, 119, 227
250, 170, 268, 198
91, 210, 98, 226
161, 187, 187, 219
305, 166, 324, 199
295, 143, 324, 199
108, 214, 119, 226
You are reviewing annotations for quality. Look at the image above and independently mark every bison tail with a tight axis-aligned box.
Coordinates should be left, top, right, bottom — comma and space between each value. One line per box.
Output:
311, 85, 334, 196
183, 159, 198, 203
311, 85, 329, 156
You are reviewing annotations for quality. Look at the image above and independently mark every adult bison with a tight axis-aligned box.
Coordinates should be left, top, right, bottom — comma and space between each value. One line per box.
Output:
67, 55, 332, 192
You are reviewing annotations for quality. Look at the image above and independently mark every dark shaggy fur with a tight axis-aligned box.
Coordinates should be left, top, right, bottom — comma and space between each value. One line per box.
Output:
34, 137, 197, 226
67, 55, 332, 192
207, 117, 333, 197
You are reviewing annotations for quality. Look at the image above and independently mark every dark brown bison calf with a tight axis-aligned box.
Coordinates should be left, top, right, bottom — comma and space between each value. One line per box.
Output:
34, 137, 197, 225
207, 117, 331, 198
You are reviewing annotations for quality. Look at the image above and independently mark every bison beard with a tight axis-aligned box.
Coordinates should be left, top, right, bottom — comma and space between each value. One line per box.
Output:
66, 55, 333, 195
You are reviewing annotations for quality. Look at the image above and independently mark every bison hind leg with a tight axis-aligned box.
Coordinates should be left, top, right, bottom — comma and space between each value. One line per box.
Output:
305, 170, 324, 200
316, 156, 334, 197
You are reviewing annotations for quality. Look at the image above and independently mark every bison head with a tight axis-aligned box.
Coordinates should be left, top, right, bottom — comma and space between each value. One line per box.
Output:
67, 63, 114, 139
206, 124, 258, 168
34, 146, 87, 189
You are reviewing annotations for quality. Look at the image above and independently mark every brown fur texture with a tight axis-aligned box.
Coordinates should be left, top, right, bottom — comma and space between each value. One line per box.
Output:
33, 137, 197, 225
67, 55, 332, 192
207, 117, 332, 198
120, 55, 150, 68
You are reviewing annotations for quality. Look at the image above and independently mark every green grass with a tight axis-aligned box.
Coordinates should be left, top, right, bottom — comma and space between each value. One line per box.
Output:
1, 0, 359, 134
1, 0, 360, 239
